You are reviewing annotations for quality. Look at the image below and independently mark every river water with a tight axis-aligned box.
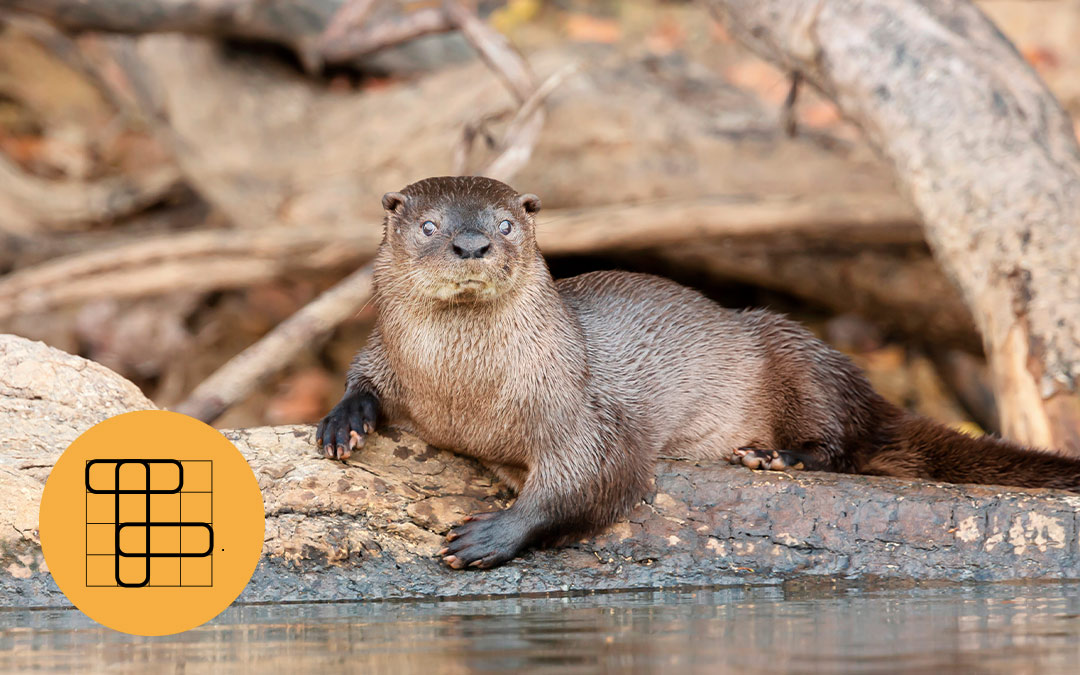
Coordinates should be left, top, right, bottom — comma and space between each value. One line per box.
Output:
4, 582, 1080, 673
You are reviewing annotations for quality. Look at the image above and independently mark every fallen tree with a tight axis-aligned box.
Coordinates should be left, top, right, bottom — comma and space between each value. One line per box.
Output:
706, 0, 1080, 453
4, 334, 1080, 607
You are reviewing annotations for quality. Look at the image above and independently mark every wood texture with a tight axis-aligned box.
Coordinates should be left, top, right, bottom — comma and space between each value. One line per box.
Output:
707, 0, 1080, 453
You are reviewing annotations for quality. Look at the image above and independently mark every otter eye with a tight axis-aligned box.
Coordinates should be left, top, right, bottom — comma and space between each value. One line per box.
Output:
421, 221, 437, 236
498, 220, 512, 236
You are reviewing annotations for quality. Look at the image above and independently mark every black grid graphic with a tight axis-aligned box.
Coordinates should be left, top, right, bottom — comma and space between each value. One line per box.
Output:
85, 459, 214, 588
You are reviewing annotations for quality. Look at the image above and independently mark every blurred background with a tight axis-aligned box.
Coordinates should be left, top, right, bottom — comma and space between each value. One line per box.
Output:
0, 0, 1073, 431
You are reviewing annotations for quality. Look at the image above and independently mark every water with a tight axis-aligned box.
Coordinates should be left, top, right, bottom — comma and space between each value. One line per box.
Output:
4, 583, 1080, 673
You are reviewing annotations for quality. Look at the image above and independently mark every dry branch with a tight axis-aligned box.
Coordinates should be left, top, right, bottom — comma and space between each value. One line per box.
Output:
443, 0, 534, 102
0, 224, 380, 318
0, 0, 457, 66
707, 0, 1080, 452
0, 193, 922, 320
314, 6, 454, 67
175, 264, 373, 422
659, 241, 980, 353
465, 64, 577, 180
0, 150, 180, 235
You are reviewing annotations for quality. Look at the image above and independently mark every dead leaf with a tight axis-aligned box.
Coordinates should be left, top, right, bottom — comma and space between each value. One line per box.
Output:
1022, 45, 1060, 72
563, 13, 621, 44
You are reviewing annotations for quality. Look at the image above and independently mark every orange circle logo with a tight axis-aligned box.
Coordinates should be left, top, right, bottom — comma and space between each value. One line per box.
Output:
39, 410, 265, 636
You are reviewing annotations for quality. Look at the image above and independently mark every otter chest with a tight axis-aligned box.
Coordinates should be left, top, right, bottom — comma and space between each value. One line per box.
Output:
386, 317, 543, 456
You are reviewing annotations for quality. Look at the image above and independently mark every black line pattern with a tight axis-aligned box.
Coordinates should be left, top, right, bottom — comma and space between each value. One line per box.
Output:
84, 459, 214, 588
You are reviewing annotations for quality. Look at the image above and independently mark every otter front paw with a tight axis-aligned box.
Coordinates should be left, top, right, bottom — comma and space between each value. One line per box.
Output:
438, 510, 532, 569
315, 389, 377, 461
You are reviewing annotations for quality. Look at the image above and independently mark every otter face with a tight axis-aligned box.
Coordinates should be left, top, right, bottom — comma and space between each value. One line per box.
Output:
379, 176, 541, 303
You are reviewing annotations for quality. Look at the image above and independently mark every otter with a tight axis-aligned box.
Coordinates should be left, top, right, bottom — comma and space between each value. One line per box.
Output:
316, 175, 1080, 569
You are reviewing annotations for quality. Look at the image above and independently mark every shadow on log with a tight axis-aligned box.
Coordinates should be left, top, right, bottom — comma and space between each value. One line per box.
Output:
3, 334, 1080, 607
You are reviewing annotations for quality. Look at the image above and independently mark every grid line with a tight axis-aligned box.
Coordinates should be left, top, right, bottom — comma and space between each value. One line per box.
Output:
84, 459, 213, 588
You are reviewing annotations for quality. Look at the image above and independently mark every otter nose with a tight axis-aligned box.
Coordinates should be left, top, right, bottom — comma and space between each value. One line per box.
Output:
451, 231, 492, 259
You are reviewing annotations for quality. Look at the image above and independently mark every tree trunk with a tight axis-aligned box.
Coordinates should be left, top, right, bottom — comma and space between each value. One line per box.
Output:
706, 0, 1080, 453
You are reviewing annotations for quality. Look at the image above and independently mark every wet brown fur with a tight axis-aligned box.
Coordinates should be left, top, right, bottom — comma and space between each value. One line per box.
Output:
316, 176, 1080, 569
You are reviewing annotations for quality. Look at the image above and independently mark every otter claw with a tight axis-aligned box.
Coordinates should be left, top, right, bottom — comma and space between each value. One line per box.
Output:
315, 389, 378, 461
733, 446, 811, 472
441, 510, 531, 570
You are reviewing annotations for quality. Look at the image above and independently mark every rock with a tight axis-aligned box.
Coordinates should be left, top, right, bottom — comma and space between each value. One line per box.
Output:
4, 334, 1080, 607
0, 334, 156, 603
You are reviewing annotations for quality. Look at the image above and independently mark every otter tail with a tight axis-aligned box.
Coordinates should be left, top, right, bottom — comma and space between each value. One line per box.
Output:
868, 409, 1080, 492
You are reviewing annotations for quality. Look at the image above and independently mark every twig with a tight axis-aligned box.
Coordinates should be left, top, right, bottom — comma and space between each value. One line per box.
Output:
481, 63, 577, 181
175, 264, 374, 423
782, 71, 801, 137
443, 0, 535, 102
317, 6, 455, 64
319, 0, 380, 47
302, 0, 379, 70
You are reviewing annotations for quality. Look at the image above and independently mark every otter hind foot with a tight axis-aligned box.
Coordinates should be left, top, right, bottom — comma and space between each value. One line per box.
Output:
316, 389, 378, 461
439, 509, 535, 570
731, 446, 809, 472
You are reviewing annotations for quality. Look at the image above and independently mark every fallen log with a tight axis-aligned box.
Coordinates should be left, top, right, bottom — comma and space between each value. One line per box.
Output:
4, 334, 1080, 608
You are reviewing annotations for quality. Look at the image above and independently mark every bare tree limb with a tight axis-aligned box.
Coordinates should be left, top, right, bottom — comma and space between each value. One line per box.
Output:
443, 0, 534, 102
0, 153, 181, 234
0, 224, 380, 317
472, 63, 577, 181
174, 264, 373, 422
0, 192, 923, 319
0, 0, 457, 66
707, 0, 1080, 453
315, 6, 455, 66
317, 0, 379, 48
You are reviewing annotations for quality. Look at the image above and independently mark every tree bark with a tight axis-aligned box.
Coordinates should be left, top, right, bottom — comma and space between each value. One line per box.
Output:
706, 0, 1080, 453
4, 334, 1080, 606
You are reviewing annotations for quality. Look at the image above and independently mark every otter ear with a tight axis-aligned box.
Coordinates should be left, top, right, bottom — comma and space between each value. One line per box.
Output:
382, 191, 406, 213
517, 193, 541, 215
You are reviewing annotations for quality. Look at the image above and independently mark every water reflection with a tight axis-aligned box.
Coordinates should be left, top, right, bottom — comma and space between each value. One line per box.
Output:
4, 583, 1080, 673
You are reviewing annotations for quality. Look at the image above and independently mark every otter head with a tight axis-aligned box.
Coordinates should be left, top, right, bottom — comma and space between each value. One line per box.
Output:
378, 176, 542, 303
